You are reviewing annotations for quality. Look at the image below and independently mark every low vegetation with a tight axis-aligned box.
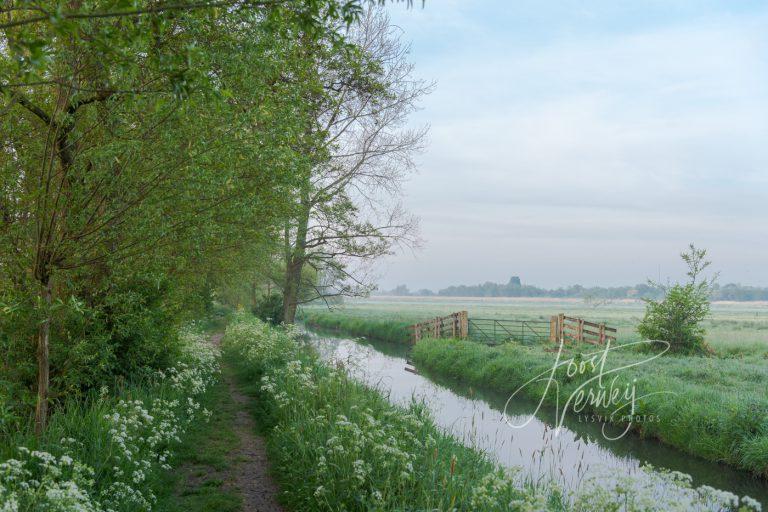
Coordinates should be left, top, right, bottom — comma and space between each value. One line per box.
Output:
223, 315, 762, 511
0, 328, 220, 511
301, 298, 768, 357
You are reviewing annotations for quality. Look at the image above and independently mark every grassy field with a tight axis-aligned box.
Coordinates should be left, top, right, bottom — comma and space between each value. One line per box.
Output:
302, 296, 768, 357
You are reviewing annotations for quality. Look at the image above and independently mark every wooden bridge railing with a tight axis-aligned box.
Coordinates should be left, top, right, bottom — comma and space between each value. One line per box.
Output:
410, 311, 468, 343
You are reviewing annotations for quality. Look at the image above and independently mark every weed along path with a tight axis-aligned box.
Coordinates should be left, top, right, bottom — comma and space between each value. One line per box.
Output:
211, 333, 284, 512
305, 329, 768, 508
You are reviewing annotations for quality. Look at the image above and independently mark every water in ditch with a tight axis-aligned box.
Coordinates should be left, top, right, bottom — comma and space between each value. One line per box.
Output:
306, 329, 768, 507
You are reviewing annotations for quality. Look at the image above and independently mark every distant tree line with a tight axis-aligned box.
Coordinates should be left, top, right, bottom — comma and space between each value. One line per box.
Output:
378, 277, 768, 301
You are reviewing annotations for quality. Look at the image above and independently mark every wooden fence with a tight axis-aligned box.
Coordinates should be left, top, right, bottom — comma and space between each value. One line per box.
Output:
410, 311, 468, 342
409, 311, 616, 346
550, 314, 616, 345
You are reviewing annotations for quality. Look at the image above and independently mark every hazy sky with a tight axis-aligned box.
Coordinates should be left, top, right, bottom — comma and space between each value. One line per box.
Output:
375, 0, 768, 291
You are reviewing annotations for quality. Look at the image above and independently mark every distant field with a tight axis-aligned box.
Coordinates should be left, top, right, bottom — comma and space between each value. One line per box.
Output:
303, 296, 768, 357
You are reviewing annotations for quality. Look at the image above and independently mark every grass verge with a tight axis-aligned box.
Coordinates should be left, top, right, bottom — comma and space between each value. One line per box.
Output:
154, 376, 241, 512
299, 310, 411, 344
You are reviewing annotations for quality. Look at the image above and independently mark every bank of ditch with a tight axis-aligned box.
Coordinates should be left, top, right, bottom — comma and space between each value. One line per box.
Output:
222, 314, 762, 511
411, 338, 768, 479
300, 311, 768, 480
300, 310, 411, 344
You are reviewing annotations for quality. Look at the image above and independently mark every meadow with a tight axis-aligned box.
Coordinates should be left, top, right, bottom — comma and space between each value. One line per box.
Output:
302, 296, 768, 357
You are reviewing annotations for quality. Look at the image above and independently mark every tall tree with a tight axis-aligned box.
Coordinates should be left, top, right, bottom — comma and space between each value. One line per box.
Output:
280, 7, 430, 323
1, 1, 358, 431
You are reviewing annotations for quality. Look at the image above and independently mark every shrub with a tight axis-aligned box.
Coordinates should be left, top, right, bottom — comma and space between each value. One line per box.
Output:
252, 294, 284, 325
637, 283, 710, 354
637, 245, 715, 354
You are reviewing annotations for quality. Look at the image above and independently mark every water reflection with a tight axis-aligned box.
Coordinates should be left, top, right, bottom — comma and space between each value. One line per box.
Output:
306, 330, 768, 506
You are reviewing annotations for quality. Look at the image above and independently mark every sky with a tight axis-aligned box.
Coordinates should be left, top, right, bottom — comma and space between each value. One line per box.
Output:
374, 0, 768, 291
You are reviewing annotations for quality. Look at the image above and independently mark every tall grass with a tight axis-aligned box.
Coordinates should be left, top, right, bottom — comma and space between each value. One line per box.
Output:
222, 315, 762, 511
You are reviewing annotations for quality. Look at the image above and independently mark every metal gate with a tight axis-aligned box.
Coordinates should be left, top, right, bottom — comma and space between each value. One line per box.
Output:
467, 318, 549, 345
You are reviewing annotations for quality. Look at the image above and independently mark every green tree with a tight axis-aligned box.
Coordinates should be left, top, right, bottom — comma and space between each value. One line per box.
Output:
1, 1, 365, 431
637, 244, 717, 354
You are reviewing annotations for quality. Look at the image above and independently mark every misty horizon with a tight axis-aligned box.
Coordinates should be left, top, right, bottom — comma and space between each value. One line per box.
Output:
375, 275, 768, 298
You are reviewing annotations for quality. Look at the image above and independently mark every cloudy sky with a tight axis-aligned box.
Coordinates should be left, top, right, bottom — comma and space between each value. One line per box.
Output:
376, 0, 768, 291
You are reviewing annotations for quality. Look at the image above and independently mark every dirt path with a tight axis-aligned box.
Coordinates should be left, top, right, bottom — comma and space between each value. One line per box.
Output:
211, 333, 284, 512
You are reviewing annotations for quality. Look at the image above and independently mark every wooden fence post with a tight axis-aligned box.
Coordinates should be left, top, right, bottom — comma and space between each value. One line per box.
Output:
549, 315, 558, 342
460, 311, 468, 338
558, 313, 565, 342
599, 323, 606, 344
578, 318, 584, 343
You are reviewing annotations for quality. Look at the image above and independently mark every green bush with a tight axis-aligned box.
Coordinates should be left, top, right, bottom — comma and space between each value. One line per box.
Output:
637, 245, 715, 354
0, 271, 191, 427
637, 283, 710, 354
252, 294, 284, 325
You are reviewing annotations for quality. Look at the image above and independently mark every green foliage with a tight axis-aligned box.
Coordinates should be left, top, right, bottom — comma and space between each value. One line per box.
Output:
0, 327, 220, 509
637, 284, 710, 354
252, 294, 284, 325
1, 0, 369, 423
638, 245, 716, 354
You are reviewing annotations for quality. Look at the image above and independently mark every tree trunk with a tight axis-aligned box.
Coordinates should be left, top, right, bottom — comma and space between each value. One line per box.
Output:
34, 276, 52, 435
282, 193, 311, 324
283, 261, 301, 324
